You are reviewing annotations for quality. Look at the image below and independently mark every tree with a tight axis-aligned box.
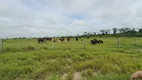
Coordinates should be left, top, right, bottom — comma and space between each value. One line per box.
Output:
100, 29, 105, 35
138, 29, 142, 33
105, 29, 110, 34
132, 28, 136, 31
112, 28, 118, 34
124, 27, 131, 32
87, 32, 90, 36
89, 32, 93, 36
93, 32, 96, 35
83, 32, 87, 35
83, 32, 88, 37
127, 28, 137, 34
118, 28, 125, 33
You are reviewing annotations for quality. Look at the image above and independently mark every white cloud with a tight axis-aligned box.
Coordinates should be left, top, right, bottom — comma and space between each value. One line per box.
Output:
0, 0, 142, 38
72, 20, 85, 26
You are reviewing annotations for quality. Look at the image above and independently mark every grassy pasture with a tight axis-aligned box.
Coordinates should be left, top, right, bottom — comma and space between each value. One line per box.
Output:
0, 37, 142, 80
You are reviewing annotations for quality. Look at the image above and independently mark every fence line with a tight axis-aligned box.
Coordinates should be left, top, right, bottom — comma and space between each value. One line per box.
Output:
1, 38, 141, 50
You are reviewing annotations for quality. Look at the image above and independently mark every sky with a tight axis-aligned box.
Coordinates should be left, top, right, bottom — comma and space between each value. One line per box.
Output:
0, 0, 142, 38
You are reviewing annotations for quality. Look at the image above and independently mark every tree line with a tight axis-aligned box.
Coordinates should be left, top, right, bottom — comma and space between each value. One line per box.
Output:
80, 28, 142, 37
4, 27, 142, 39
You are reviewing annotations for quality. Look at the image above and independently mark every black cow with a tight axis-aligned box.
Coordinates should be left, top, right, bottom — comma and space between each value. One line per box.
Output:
97, 40, 103, 44
90, 38, 97, 45
53, 40, 56, 42
37, 38, 46, 43
67, 37, 70, 42
44, 37, 52, 41
59, 38, 64, 42
76, 37, 78, 41
90, 38, 103, 45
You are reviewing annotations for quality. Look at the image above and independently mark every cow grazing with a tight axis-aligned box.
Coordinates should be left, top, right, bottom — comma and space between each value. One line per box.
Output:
37, 38, 46, 43
131, 71, 142, 80
90, 38, 97, 45
37, 37, 53, 43
44, 37, 52, 41
67, 37, 70, 42
97, 40, 103, 44
53, 40, 56, 42
59, 38, 64, 42
90, 38, 103, 45
76, 37, 78, 41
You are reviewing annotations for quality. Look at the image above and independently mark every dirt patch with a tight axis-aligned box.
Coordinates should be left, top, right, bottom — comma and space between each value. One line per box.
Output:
48, 59, 56, 62
73, 72, 82, 80
15, 77, 24, 80
61, 73, 68, 80
83, 76, 87, 80
137, 49, 142, 52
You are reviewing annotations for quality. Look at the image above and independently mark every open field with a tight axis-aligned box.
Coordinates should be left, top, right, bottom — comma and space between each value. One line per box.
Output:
1, 37, 142, 80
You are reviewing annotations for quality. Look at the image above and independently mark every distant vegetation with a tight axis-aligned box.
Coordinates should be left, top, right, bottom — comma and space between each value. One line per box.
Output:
80, 27, 142, 38
5, 27, 142, 40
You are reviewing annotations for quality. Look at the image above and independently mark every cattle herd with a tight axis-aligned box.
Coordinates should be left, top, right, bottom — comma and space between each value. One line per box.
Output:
37, 37, 104, 45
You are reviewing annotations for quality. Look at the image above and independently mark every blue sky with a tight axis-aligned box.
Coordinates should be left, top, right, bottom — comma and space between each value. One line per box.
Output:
0, 0, 142, 38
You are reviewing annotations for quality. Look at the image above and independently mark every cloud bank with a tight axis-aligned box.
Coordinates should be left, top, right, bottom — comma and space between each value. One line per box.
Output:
0, 0, 142, 38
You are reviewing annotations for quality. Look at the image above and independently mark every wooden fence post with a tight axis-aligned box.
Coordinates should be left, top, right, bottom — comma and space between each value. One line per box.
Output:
52, 38, 54, 49
117, 38, 120, 48
0, 39, 3, 52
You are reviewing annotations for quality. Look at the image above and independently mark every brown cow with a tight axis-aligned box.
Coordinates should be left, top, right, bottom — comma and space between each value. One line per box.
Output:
131, 71, 142, 80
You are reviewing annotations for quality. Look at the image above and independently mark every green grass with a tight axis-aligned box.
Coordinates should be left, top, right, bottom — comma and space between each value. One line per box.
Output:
0, 37, 142, 80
